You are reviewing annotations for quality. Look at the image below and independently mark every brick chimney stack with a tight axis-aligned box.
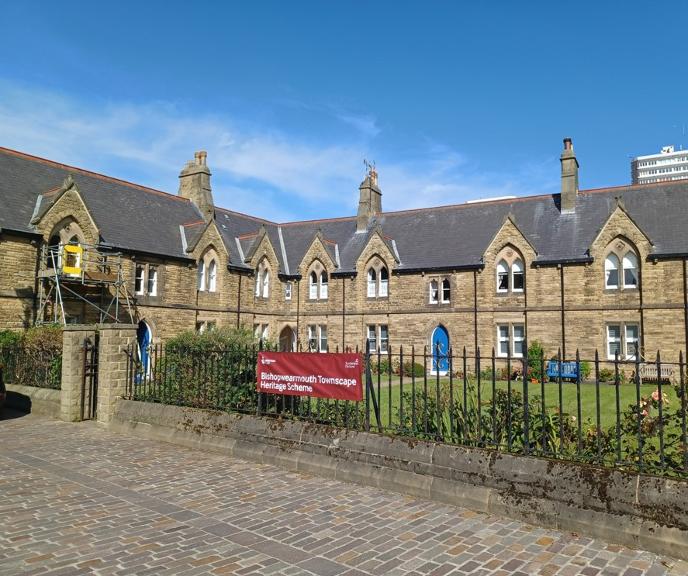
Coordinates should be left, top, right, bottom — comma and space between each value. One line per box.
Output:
179, 151, 214, 222
356, 165, 382, 233
560, 137, 579, 214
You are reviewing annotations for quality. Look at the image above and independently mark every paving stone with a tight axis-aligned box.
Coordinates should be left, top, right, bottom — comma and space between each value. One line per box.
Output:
0, 413, 684, 576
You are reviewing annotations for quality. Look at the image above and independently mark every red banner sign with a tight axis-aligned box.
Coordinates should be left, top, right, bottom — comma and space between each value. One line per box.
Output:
256, 351, 363, 401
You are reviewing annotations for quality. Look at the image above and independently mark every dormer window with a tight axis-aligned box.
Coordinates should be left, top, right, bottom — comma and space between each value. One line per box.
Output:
307, 262, 328, 300
604, 240, 639, 291
366, 261, 389, 298
255, 258, 270, 298
198, 249, 219, 293
495, 247, 526, 294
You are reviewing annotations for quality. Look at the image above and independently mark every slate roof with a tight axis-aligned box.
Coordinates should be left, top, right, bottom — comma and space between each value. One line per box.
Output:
2, 146, 688, 275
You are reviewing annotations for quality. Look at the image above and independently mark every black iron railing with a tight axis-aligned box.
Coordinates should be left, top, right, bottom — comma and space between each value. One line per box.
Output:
124, 343, 688, 479
0, 345, 62, 389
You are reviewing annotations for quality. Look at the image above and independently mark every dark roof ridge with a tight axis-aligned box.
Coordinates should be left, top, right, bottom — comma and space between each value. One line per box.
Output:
377, 193, 556, 217
279, 215, 357, 227
0, 146, 191, 203
580, 180, 688, 195
214, 206, 277, 225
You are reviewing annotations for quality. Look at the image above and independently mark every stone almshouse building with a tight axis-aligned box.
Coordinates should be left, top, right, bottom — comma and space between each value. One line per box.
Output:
1, 139, 687, 363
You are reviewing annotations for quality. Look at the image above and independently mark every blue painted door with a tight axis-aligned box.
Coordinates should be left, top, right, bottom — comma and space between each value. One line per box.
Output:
136, 321, 152, 382
431, 326, 449, 374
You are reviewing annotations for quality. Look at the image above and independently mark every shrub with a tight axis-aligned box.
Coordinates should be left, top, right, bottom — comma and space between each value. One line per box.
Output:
579, 361, 592, 380
0, 329, 21, 348
598, 367, 615, 382
402, 361, 425, 377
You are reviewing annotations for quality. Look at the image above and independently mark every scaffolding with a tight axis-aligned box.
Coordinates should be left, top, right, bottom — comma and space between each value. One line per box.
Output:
36, 242, 135, 325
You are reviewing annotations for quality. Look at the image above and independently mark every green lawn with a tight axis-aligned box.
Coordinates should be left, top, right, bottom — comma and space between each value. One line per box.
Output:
368, 374, 672, 430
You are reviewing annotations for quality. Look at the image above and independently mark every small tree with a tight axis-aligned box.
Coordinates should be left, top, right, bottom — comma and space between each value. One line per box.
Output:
527, 340, 545, 382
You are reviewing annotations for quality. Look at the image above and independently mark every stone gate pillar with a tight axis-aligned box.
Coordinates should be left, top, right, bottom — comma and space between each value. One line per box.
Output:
60, 325, 97, 422
96, 323, 138, 424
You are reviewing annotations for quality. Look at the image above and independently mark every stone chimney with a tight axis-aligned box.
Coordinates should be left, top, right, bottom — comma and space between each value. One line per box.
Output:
179, 151, 214, 222
560, 137, 579, 214
356, 166, 382, 232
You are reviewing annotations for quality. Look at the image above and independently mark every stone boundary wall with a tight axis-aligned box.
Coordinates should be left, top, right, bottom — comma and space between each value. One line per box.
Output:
5, 384, 61, 419
110, 399, 688, 560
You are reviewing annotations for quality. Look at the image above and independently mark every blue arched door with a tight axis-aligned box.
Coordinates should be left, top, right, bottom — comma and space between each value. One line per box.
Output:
431, 325, 449, 375
136, 320, 152, 382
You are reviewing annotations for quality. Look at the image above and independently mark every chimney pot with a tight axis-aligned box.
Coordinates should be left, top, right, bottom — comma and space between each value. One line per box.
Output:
563, 137, 573, 151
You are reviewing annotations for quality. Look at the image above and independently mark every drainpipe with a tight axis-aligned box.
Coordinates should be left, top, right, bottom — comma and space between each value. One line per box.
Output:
236, 273, 242, 328
473, 270, 478, 356
560, 264, 566, 358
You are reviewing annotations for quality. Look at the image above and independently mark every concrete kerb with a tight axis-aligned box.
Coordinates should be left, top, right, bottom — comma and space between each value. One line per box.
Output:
108, 399, 688, 560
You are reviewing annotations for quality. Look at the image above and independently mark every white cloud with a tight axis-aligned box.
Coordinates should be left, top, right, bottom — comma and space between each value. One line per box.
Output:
0, 80, 558, 222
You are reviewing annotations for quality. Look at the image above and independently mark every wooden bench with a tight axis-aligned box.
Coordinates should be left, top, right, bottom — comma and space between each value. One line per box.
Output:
638, 363, 674, 384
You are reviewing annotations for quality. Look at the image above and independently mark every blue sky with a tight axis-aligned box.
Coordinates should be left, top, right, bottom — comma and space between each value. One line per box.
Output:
1, 1, 686, 222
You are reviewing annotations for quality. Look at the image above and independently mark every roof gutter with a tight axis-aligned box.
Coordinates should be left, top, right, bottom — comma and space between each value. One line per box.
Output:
646, 252, 688, 262
396, 263, 484, 275
0, 226, 43, 239
533, 256, 594, 267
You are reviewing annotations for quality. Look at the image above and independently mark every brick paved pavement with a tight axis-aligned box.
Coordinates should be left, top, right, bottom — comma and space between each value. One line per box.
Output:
0, 412, 686, 576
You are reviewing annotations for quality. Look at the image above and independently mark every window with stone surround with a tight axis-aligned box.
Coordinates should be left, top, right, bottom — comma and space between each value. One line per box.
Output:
255, 258, 271, 299
495, 246, 525, 294
606, 323, 639, 360
367, 324, 389, 353
604, 238, 639, 291
133, 262, 161, 298
365, 257, 389, 298
308, 324, 327, 352
307, 260, 328, 300
429, 277, 451, 304
496, 323, 525, 358
198, 248, 219, 293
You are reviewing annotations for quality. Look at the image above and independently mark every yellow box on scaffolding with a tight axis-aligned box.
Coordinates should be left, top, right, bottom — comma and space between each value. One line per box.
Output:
62, 244, 83, 276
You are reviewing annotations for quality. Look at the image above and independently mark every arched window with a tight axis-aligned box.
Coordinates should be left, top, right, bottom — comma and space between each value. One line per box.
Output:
320, 271, 328, 299
367, 268, 377, 297
622, 252, 638, 288
198, 260, 206, 291
262, 268, 270, 298
429, 280, 439, 304
441, 278, 450, 303
511, 259, 524, 292
605, 254, 619, 289
309, 271, 318, 299
207, 260, 217, 292
497, 260, 509, 292
379, 267, 389, 297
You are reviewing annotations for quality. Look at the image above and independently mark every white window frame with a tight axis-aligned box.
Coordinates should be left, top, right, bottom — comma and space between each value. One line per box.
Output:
379, 324, 389, 353
511, 259, 524, 293
367, 268, 376, 297
319, 271, 328, 300
207, 260, 217, 292
308, 324, 327, 352
606, 323, 640, 360
605, 254, 619, 289
367, 325, 377, 352
622, 252, 638, 289
441, 278, 451, 303
147, 267, 158, 296
262, 269, 270, 298
198, 260, 207, 292
285, 282, 292, 300
135, 265, 145, 295
379, 267, 389, 297
496, 323, 525, 358
429, 279, 439, 304
497, 260, 509, 293
309, 271, 318, 299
